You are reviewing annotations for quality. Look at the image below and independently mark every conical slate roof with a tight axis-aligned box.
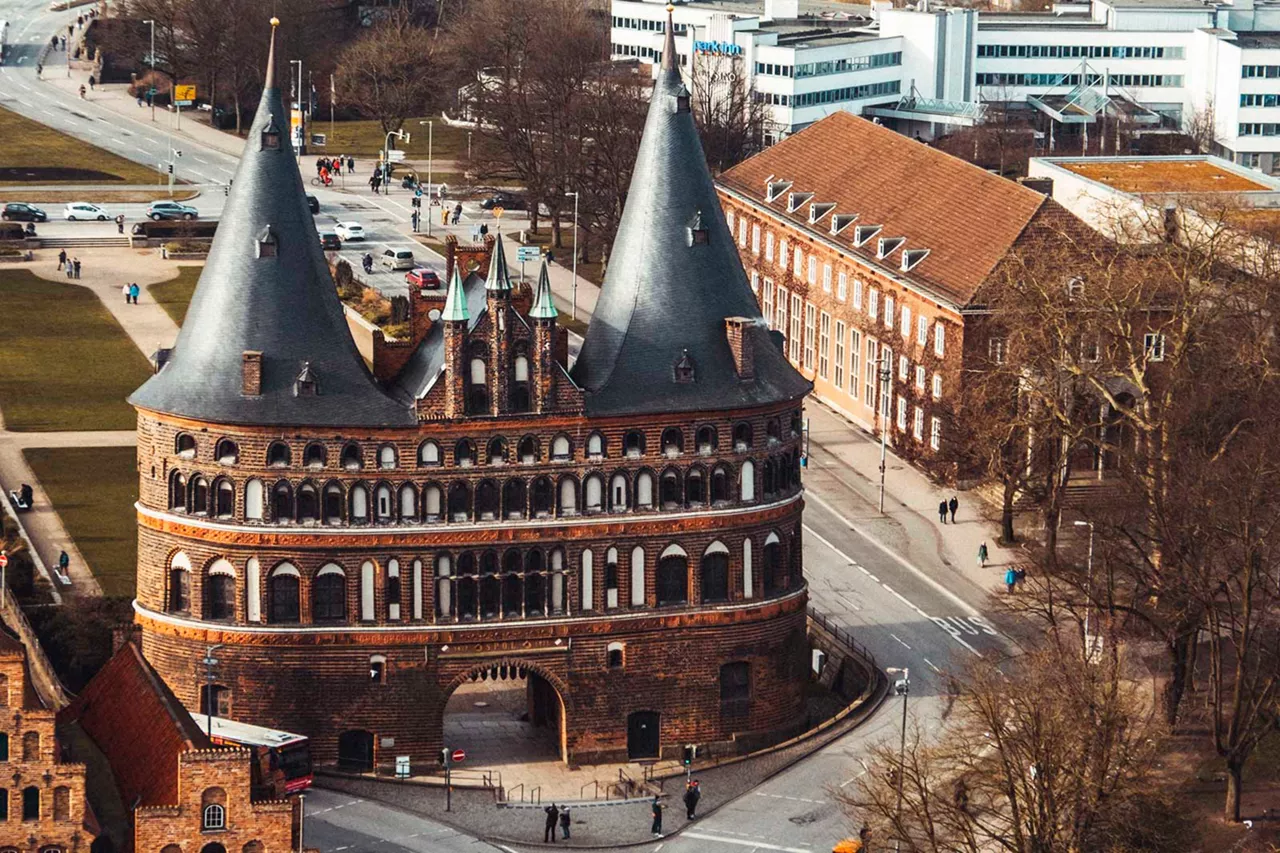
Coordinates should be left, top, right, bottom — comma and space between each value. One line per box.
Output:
129, 24, 414, 428
570, 12, 809, 417
530, 259, 558, 319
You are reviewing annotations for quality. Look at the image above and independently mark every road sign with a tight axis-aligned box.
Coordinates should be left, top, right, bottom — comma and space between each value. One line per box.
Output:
451, 748, 466, 763
395, 755, 410, 779
0, 554, 8, 569
174, 84, 195, 105
517, 246, 541, 262
492, 206, 505, 219
311, 133, 327, 146
387, 149, 406, 163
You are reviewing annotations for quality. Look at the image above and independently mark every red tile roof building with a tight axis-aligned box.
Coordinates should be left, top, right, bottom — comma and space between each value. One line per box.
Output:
717, 112, 1090, 472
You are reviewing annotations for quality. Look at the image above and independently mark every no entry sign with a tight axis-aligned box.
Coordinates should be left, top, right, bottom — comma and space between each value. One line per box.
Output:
451, 748, 466, 763
0, 554, 9, 568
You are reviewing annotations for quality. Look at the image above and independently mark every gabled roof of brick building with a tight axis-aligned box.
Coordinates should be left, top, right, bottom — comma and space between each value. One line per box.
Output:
129, 23, 415, 428
60, 643, 209, 809
391, 270, 489, 403
717, 111, 1051, 308
570, 11, 809, 416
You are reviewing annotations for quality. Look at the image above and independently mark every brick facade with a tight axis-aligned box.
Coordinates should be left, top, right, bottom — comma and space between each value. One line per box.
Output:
0, 635, 94, 853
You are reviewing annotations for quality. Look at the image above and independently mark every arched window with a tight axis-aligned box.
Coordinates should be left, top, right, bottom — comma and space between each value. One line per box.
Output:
503, 479, 527, 518
624, 430, 646, 458
313, 565, 346, 622
448, 481, 472, 520
524, 551, 545, 616
584, 474, 604, 512
323, 481, 344, 523
502, 550, 523, 617
245, 478, 264, 520
424, 483, 443, 519
399, 483, 417, 519
630, 546, 645, 607
550, 547, 566, 615
661, 427, 684, 456
201, 788, 227, 830
479, 551, 500, 619
168, 552, 191, 613
743, 538, 754, 599
413, 559, 424, 620
418, 440, 441, 466
304, 442, 327, 469
246, 557, 261, 622
514, 353, 530, 382
457, 553, 477, 619
341, 442, 363, 471
22, 785, 38, 821
190, 476, 209, 515
467, 346, 489, 414
552, 434, 572, 460
607, 641, 624, 668
361, 561, 376, 621
733, 422, 753, 450
22, 730, 39, 760
469, 356, 486, 384
519, 436, 539, 464
215, 439, 239, 465
609, 473, 628, 511
636, 470, 654, 508
763, 533, 783, 594
686, 466, 706, 506
387, 559, 401, 621
375, 483, 394, 522
660, 468, 681, 508
587, 432, 606, 458
269, 564, 300, 623
378, 445, 398, 470
696, 425, 718, 454
766, 418, 781, 444
559, 477, 578, 515
531, 477, 553, 517
267, 441, 291, 467
435, 554, 453, 618
242, 843, 265, 853
272, 480, 293, 522
215, 478, 235, 518
657, 545, 688, 606
206, 559, 236, 620
176, 433, 197, 458
487, 436, 508, 465
711, 465, 730, 504
476, 480, 500, 520
454, 439, 477, 467
581, 549, 594, 611
740, 460, 756, 502
169, 470, 187, 510
297, 481, 319, 523
721, 661, 751, 706
350, 483, 369, 524
701, 542, 730, 603
200, 683, 231, 717
606, 547, 620, 609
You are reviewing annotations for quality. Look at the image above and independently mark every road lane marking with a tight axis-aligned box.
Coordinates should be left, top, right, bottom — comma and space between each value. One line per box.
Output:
889, 632, 912, 650
754, 792, 825, 805
682, 832, 812, 852
923, 657, 942, 673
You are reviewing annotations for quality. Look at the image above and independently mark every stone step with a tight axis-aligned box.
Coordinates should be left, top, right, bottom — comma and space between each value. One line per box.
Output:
38, 236, 133, 248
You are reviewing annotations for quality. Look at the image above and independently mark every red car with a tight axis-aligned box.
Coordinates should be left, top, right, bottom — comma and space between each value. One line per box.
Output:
406, 268, 441, 289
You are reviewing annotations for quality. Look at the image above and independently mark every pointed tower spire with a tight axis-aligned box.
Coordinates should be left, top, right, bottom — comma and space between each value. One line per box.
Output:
442, 267, 470, 322
485, 233, 512, 292
660, 4, 678, 73
128, 19, 414, 429
264, 17, 279, 90
530, 259, 558, 320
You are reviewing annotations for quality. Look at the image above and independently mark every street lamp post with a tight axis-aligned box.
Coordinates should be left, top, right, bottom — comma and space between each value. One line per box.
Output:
1074, 520, 1096, 655
382, 129, 409, 196
419, 120, 433, 236
885, 666, 910, 850
144, 19, 156, 121
877, 353, 892, 514
565, 191, 580, 320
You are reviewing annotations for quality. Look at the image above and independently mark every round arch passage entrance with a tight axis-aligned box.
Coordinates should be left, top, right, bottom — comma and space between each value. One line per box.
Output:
443, 661, 569, 765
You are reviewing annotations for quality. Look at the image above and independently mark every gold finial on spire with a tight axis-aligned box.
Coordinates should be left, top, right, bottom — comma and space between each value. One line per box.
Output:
270, 16, 280, 27
264, 17, 280, 88
666, 3, 674, 10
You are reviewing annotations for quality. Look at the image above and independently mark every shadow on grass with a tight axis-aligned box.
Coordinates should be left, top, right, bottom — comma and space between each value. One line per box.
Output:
147, 265, 203, 327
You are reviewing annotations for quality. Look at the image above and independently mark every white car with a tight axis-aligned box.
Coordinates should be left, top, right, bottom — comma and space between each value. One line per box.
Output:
334, 221, 365, 241
63, 202, 109, 221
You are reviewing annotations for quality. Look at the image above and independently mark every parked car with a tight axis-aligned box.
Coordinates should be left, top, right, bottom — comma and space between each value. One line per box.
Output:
306, 194, 320, 215
480, 192, 527, 211
319, 232, 342, 251
1, 203, 47, 222
334, 221, 364, 241
380, 248, 415, 271
63, 202, 109, 221
405, 267, 441, 289
146, 200, 199, 221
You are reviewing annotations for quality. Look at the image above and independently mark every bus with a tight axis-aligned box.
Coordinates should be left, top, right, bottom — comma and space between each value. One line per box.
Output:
196, 715, 313, 798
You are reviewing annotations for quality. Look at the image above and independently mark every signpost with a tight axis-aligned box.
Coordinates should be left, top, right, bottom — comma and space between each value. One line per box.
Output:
451, 748, 466, 763
173, 84, 196, 106
387, 149, 406, 163
0, 551, 8, 596
517, 244, 540, 284
395, 755, 410, 779
441, 746, 465, 811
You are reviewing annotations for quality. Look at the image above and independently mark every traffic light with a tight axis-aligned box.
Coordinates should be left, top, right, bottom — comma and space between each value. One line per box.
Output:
682, 744, 696, 766
167, 164, 174, 174
439, 748, 450, 766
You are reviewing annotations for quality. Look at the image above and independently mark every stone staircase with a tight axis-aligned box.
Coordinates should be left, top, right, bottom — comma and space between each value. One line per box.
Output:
37, 236, 133, 249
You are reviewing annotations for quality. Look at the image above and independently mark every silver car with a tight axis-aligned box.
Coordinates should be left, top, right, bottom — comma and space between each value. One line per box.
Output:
380, 248, 415, 270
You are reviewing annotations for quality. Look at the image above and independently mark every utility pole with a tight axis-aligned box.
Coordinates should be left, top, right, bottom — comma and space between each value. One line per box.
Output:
877, 353, 892, 514
565, 190, 580, 320
144, 19, 156, 122
885, 667, 910, 851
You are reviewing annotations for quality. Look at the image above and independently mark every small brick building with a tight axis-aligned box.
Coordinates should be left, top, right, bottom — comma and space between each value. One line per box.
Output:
61, 642, 297, 853
127, 19, 813, 770
0, 630, 95, 853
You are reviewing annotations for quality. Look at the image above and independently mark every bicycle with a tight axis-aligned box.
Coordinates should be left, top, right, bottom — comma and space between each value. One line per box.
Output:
309, 176, 333, 188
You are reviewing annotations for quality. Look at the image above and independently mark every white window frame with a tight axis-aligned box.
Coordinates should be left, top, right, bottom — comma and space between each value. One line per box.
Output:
818, 310, 831, 380
934, 321, 945, 357
808, 255, 818, 285
776, 285, 789, 342
901, 305, 911, 339
738, 217, 748, 247
915, 364, 926, 391
930, 417, 942, 451
751, 223, 761, 254
932, 374, 942, 400
1144, 332, 1165, 361
765, 231, 775, 262
917, 315, 928, 346
899, 354, 908, 381
834, 320, 846, 390
884, 295, 895, 330
790, 294, 803, 364
849, 329, 862, 400
897, 397, 907, 431
837, 271, 848, 302
750, 270, 760, 294
763, 278, 776, 326
864, 338, 879, 406
913, 407, 924, 440
793, 246, 803, 277
779, 238, 789, 270
868, 288, 878, 321
822, 262, 832, 292
853, 278, 864, 310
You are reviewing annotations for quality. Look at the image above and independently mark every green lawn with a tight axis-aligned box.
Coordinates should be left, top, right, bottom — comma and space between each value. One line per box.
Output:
24, 446, 138, 597
0, 105, 164, 186
310, 117, 494, 162
148, 266, 202, 326
0, 271, 151, 431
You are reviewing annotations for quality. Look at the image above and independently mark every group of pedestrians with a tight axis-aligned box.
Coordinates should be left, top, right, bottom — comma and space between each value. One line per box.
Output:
121, 282, 140, 304
536, 779, 704, 843
937, 494, 959, 524
55, 251, 81, 279
542, 803, 572, 842
316, 156, 353, 187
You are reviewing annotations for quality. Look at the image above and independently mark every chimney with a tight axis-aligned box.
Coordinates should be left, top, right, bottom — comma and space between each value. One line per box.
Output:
725, 317, 755, 380
241, 351, 263, 396
1019, 176, 1054, 196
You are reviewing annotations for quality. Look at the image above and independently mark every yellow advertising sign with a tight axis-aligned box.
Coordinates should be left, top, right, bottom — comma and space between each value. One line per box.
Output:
174, 84, 196, 103
493, 206, 505, 219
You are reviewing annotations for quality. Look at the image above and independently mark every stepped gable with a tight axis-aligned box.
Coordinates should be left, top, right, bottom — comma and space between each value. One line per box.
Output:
390, 268, 489, 403
129, 23, 415, 428
570, 9, 809, 417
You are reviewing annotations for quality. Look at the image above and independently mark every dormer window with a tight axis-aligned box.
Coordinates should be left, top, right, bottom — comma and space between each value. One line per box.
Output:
673, 349, 696, 383
257, 225, 278, 258
687, 210, 709, 246
854, 225, 882, 247
786, 192, 813, 213
901, 249, 929, 272
294, 361, 318, 396
831, 213, 858, 235
675, 83, 691, 113
877, 237, 904, 259
766, 180, 792, 203
261, 116, 281, 151
809, 202, 835, 224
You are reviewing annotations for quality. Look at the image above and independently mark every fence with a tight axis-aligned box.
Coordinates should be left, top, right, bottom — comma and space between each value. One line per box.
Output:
0, 586, 72, 709
808, 605, 877, 674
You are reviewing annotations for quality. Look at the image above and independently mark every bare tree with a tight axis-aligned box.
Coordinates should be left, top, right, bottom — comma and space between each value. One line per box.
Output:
335, 10, 440, 135
687, 50, 767, 174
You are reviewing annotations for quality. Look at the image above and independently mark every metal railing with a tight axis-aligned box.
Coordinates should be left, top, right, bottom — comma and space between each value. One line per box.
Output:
808, 605, 878, 673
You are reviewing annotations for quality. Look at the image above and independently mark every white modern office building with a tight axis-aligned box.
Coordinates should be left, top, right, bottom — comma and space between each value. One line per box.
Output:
611, 0, 1280, 172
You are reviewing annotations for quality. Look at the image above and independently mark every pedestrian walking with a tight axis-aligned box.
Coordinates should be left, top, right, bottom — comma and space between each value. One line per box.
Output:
115, 213, 125, 234
122, 283, 131, 303
411, 210, 420, 233
57, 250, 66, 271
559, 806, 571, 839
452, 202, 462, 225
441, 206, 449, 226
58, 551, 69, 575
78, 84, 86, 99
72, 258, 81, 279
36, 63, 43, 79
65, 263, 74, 280
136, 92, 144, 107
1005, 567, 1017, 593
129, 283, 140, 304
948, 495, 959, 523
543, 803, 559, 844
977, 541, 989, 568
651, 795, 664, 837
348, 156, 355, 173
938, 500, 948, 524
684, 780, 701, 819
480, 222, 489, 237
88, 74, 96, 90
